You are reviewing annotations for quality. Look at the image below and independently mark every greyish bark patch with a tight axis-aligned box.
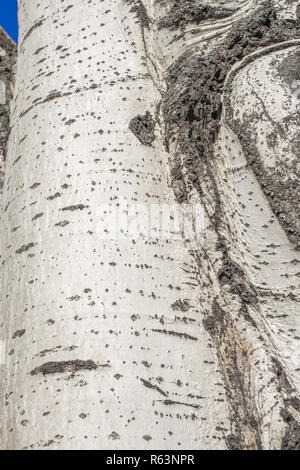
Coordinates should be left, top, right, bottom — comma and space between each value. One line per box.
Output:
129, 111, 156, 146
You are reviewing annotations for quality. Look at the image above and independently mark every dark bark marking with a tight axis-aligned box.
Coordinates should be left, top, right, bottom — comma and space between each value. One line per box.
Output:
140, 378, 168, 397
125, 0, 151, 27
65, 119, 76, 125
158, 0, 234, 30
281, 409, 300, 450
152, 328, 198, 341
46, 192, 62, 200
61, 204, 89, 211
12, 329, 25, 339
32, 212, 44, 221
16, 242, 36, 254
160, 399, 201, 409
30, 182, 41, 189
129, 111, 155, 146
30, 360, 99, 376
55, 220, 70, 227
171, 298, 190, 312
22, 19, 45, 45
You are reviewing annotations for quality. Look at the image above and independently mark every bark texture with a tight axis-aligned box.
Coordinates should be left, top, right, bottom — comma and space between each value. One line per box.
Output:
0, 0, 299, 450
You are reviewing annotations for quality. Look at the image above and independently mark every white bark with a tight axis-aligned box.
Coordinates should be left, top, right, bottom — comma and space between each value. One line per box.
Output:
0, 0, 299, 450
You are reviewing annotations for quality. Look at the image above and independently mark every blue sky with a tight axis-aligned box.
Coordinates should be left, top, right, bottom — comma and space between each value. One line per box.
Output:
0, 0, 18, 42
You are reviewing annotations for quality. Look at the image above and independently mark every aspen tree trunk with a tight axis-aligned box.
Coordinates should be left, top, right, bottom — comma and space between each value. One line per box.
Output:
0, 0, 299, 450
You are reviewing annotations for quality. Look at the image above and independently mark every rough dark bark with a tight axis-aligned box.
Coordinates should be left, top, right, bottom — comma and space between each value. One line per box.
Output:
0, 26, 16, 200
